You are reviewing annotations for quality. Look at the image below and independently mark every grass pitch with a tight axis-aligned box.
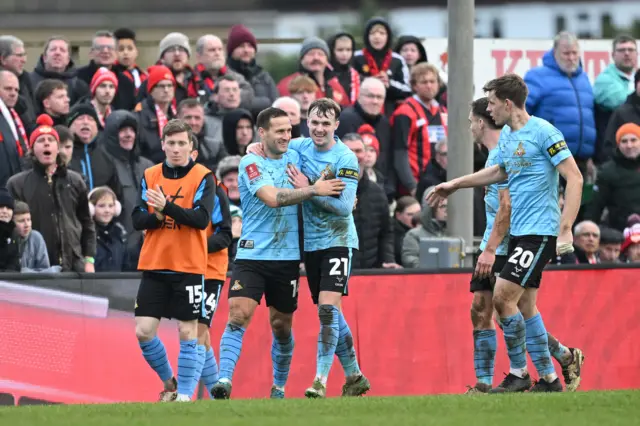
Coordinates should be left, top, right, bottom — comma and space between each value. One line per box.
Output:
1, 391, 638, 426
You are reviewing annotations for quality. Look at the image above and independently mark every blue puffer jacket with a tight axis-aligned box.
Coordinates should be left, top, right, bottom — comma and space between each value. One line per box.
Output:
524, 49, 596, 159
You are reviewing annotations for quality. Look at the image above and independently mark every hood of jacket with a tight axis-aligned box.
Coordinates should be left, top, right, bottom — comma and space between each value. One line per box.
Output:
327, 32, 357, 71
222, 108, 254, 156
541, 48, 584, 77
99, 110, 140, 161
33, 55, 79, 80
364, 17, 393, 53
394, 35, 428, 64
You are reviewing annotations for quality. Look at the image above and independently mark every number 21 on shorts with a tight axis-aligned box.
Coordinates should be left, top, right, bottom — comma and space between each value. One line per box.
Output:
508, 247, 535, 268
329, 258, 349, 276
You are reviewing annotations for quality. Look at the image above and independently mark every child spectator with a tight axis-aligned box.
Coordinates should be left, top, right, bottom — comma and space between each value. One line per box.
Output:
54, 124, 74, 166
0, 188, 20, 271
88, 186, 127, 272
13, 201, 60, 272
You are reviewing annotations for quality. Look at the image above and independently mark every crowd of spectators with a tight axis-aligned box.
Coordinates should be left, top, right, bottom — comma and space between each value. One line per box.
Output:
0, 23, 638, 273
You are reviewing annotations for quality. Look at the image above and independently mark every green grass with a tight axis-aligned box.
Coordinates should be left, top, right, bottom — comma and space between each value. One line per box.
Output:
1, 391, 639, 426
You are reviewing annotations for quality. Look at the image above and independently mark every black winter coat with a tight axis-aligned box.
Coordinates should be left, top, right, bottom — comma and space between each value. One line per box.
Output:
69, 136, 122, 197
0, 220, 20, 271
95, 221, 128, 272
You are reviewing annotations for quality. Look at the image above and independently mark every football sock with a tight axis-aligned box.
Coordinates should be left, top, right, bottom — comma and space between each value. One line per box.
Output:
177, 339, 198, 396
315, 304, 340, 385
473, 329, 497, 386
218, 323, 246, 382
335, 312, 361, 377
547, 332, 573, 367
139, 336, 174, 382
525, 314, 557, 380
500, 312, 528, 377
201, 347, 219, 395
192, 344, 206, 391
271, 330, 295, 388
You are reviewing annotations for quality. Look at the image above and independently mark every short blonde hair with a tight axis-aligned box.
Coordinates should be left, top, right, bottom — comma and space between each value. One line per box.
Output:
410, 63, 440, 87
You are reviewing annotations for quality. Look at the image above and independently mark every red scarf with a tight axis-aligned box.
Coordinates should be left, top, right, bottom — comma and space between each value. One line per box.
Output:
154, 103, 176, 139
188, 63, 228, 98
362, 48, 392, 76
349, 67, 361, 104
92, 100, 111, 129
9, 108, 27, 152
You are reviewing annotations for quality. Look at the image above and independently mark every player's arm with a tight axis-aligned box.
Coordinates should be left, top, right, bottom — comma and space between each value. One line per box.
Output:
162, 173, 215, 230
485, 187, 511, 254
207, 185, 233, 253
132, 176, 164, 231
257, 185, 319, 208
450, 164, 508, 190
308, 156, 359, 217
556, 156, 583, 233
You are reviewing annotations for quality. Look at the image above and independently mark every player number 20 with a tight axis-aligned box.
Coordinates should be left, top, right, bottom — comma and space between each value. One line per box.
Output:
329, 258, 349, 276
508, 247, 535, 268
186, 285, 204, 304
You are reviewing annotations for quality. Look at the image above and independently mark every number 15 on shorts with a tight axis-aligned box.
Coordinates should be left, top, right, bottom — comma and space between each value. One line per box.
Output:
186, 284, 204, 304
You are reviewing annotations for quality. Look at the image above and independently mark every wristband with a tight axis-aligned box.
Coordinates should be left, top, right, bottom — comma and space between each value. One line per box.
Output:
84, 256, 95, 264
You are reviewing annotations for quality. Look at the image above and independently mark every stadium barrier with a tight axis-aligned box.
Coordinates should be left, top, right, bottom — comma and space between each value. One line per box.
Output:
1, 264, 639, 405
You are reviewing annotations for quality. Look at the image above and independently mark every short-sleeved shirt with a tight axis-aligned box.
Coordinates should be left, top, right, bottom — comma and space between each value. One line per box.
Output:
236, 152, 302, 261
288, 137, 359, 252
496, 116, 572, 237
479, 147, 509, 256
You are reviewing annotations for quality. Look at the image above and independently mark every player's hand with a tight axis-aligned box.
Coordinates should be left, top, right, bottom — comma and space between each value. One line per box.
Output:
84, 262, 95, 273
425, 182, 457, 208
382, 262, 402, 269
312, 175, 345, 196
246, 142, 266, 158
147, 185, 167, 212
474, 250, 495, 279
286, 163, 310, 188
353, 196, 358, 211
557, 229, 574, 255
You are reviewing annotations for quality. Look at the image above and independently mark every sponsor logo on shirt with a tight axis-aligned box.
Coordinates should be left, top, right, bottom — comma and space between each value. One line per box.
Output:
546, 140, 568, 157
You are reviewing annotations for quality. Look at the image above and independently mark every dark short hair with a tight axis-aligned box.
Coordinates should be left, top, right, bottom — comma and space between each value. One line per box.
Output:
35, 79, 67, 107
113, 28, 137, 42
43, 35, 70, 54
54, 124, 73, 143
613, 34, 636, 51
471, 97, 500, 129
13, 200, 30, 216
162, 119, 193, 142
342, 133, 364, 143
482, 74, 528, 109
395, 195, 419, 215
256, 107, 289, 130
308, 98, 341, 120
213, 74, 239, 94
178, 98, 204, 115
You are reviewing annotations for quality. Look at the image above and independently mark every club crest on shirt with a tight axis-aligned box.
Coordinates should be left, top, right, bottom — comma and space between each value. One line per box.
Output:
319, 164, 335, 180
514, 142, 526, 157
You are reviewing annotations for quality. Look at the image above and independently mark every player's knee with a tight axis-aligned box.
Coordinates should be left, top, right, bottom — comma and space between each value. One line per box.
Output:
177, 320, 198, 341
270, 317, 292, 339
471, 295, 493, 329
228, 303, 252, 328
135, 319, 158, 342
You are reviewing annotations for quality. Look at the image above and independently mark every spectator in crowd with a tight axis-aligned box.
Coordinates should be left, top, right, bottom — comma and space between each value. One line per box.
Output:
594, 35, 638, 145
345, 134, 398, 269
353, 17, 412, 115
573, 220, 601, 264
621, 223, 640, 262
0, 187, 20, 271
0, 70, 29, 187
99, 110, 153, 235
30, 36, 90, 106
328, 32, 360, 106
598, 226, 624, 263
35, 79, 70, 126
603, 68, 640, 160
358, 126, 386, 190
136, 66, 177, 164
225, 25, 279, 116
524, 31, 596, 171
89, 186, 128, 272
416, 140, 447, 203
113, 28, 148, 92
585, 123, 640, 231
76, 30, 136, 111
229, 204, 242, 266
205, 75, 244, 132
67, 103, 121, 194
222, 108, 254, 157
337, 77, 392, 194
277, 36, 348, 107
394, 35, 427, 70
393, 196, 421, 265
391, 63, 447, 196
54, 124, 73, 166
216, 155, 241, 207
7, 115, 96, 272
402, 189, 447, 268
191, 34, 254, 109
288, 75, 317, 137
137, 32, 194, 106
13, 201, 58, 272
272, 96, 302, 138
0, 35, 36, 118
87, 67, 118, 129
178, 98, 226, 172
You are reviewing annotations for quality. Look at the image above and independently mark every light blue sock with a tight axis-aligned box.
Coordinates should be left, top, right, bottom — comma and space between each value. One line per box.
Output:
218, 323, 246, 382
201, 347, 219, 395
139, 336, 173, 382
473, 329, 497, 385
177, 339, 198, 396
547, 332, 572, 366
316, 304, 340, 384
271, 331, 294, 387
525, 314, 556, 377
335, 312, 361, 377
192, 344, 206, 391
500, 312, 527, 370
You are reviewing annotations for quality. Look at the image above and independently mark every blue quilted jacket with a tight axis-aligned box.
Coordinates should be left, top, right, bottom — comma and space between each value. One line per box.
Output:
524, 49, 596, 159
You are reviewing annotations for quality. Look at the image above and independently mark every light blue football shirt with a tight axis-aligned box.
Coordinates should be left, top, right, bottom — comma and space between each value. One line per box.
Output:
479, 147, 509, 256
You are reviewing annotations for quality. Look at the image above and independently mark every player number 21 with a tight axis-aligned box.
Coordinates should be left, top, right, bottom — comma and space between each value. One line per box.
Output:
508, 247, 535, 268
329, 258, 349, 276
186, 285, 203, 304
290, 280, 298, 297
